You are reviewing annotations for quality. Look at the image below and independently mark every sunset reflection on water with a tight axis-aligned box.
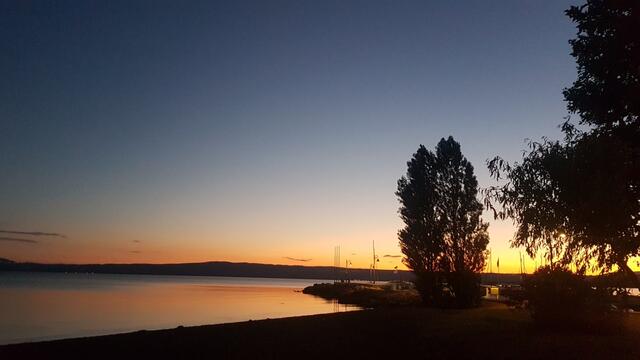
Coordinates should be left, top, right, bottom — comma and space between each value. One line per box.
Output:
0, 272, 358, 345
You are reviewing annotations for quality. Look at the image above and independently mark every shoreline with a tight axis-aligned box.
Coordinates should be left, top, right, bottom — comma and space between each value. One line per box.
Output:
2, 302, 639, 359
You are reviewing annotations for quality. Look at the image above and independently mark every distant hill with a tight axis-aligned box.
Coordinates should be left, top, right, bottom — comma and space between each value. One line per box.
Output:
3, 258, 632, 285
0, 259, 414, 282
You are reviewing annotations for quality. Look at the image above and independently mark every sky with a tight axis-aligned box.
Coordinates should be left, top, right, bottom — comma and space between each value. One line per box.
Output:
0, 0, 606, 272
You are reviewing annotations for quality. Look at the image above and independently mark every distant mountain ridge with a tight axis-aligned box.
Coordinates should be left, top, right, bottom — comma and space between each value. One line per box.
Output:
0, 259, 415, 281
1, 259, 635, 284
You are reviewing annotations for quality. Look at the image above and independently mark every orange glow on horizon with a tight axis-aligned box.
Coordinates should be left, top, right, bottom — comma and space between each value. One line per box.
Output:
4, 242, 636, 275
2, 218, 638, 274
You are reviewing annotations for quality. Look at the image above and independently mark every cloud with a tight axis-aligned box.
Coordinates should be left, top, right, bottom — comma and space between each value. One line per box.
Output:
132, 240, 141, 243
0, 230, 66, 238
383, 254, 402, 258
0, 237, 38, 244
284, 257, 312, 262
130, 250, 141, 254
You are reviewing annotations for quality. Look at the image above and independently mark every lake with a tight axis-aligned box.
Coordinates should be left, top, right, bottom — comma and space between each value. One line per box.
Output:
0, 271, 358, 345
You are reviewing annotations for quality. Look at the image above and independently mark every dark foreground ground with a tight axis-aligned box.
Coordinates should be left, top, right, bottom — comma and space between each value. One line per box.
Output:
2, 302, 639, 360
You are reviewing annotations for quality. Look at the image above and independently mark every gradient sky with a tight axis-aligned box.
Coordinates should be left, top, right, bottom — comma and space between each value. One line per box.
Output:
2, 0, 616, 272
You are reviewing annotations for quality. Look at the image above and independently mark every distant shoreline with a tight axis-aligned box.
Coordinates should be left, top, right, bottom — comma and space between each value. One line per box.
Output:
0, 259, 414, 281
0, 259, 530, 283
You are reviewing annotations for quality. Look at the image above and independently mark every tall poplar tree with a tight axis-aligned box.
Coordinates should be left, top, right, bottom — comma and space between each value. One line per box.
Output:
397, 137, 489, 307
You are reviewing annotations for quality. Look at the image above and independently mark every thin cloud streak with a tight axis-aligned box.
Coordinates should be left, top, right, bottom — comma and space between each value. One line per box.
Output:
0, 230, 66, 238
0, 237, 38, 244
283, 257, 312, 262
383, 254, 402, 258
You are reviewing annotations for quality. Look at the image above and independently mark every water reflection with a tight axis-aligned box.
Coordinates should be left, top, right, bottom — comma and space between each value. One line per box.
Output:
0, 272, 360, 345
332, 298, 354, 313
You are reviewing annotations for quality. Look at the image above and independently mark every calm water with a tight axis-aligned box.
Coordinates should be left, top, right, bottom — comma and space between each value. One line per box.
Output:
0, 271, 358, 345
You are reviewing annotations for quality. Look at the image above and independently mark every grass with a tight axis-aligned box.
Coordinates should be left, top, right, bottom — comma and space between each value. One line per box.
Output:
2, 302, 638, 359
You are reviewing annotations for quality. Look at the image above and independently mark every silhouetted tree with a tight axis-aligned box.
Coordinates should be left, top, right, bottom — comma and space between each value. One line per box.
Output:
486, 128, 640, 290
398, 137, 489, 306
563, 0, 639, 132
566, 2, 639, 285
562, 129, 639, 289
485, 0, 640, 291
396, 144, 443, 304
485, 139, 570, 268
436, 138, 490, 307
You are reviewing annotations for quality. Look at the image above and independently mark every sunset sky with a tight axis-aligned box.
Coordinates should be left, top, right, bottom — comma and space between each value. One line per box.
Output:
4, 0, 631, 273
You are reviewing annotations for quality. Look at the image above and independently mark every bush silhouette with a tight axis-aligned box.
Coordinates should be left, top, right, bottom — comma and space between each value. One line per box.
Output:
524, 266, 619, 331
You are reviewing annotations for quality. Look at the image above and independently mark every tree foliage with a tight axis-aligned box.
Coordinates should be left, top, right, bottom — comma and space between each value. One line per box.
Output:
397, 137, 489, 306
484, 0, 640, 291
397, 145, 441, 277
563, 0, 640, 131
485, 127, 639, 284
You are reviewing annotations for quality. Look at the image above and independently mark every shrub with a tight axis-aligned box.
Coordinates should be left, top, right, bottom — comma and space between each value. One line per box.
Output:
414, 272, 442, 306
448, 271, 482, 308
523, 266, 619, 330
414, 271, 482, 308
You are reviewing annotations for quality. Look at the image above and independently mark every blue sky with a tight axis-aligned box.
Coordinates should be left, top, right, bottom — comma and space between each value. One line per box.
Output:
1, 0, 578, 270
